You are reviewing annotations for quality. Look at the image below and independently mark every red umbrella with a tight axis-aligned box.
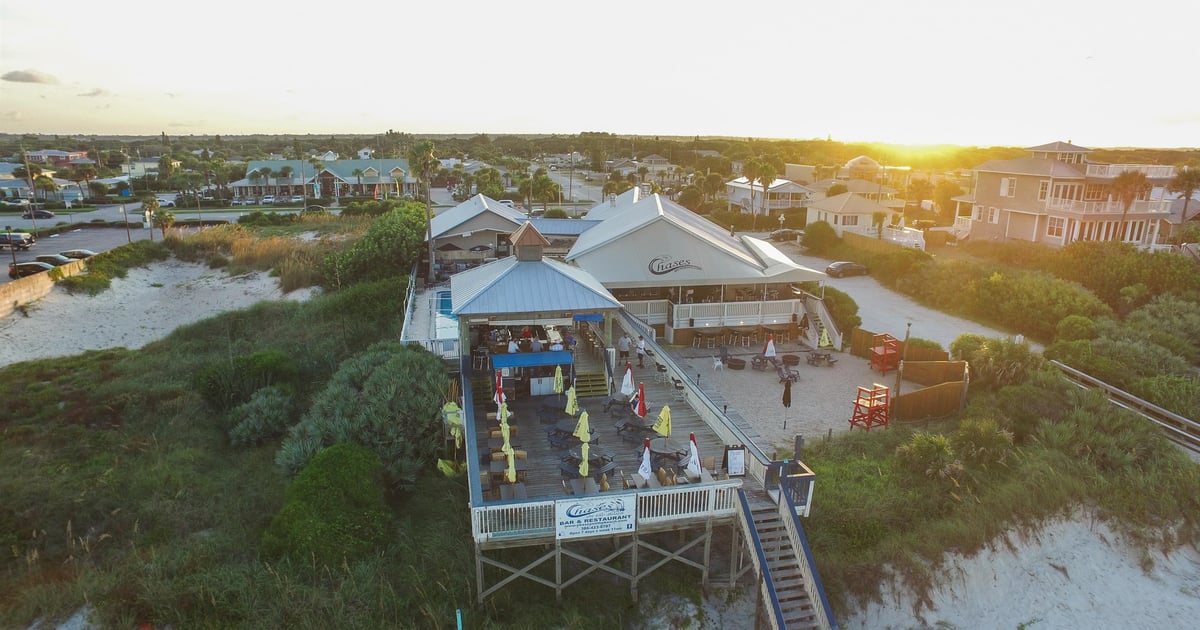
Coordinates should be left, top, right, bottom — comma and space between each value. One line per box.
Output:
631, 382, 647, 419
493, 370, 506, 404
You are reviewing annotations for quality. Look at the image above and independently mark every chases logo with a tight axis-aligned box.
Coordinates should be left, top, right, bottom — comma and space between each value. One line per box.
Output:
648, 255, 701, 275
565, 499, 626, 519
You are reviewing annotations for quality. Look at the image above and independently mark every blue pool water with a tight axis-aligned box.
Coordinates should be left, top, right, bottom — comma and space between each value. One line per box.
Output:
437, 291, 453, 316
434, 291, 457, 339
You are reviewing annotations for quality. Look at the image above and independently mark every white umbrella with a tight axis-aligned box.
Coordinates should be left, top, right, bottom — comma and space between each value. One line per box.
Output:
620, 362, 634, 397
638, 437, 653, 484
762, 335, 776, 358
686, 432, 702, 479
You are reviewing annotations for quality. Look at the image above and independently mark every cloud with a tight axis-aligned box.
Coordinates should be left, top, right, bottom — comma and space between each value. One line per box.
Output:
2, 111, 22, 121
2, 69, 59, 84
78, 88, 111, 97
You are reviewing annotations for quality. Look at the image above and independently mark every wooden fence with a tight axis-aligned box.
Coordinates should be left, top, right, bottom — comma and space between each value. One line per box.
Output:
892, 361, 969, 421
848, 328, 950, 363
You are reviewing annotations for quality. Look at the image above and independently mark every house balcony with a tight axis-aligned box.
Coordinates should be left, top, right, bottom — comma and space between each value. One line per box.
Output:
1045, 198, 1172, 215
1085, 164, 1177, 179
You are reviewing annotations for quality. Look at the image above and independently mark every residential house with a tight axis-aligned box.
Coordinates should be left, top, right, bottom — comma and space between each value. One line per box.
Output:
725, 177, 813, 216
24, 149, 88, 166
808, 178, 903, 210
230, 158, 415, 201
807, 192, 896, 237
357, 147, 373, 159
959, 141, 1176, 250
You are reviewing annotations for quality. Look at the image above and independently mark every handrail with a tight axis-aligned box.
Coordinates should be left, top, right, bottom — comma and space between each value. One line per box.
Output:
617, 310, 773, 476
398, 263, 419, 343
1050, 360, 1200, 453
737, 490, 786, 630
780, 461, 816, 518
803, 293, 842, 350
461, 356, 484, 508
780, 484, 839, 630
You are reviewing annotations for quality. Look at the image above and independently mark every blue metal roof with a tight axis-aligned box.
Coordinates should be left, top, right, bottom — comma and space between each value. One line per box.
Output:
450, 257, 621, 316
490, 350, 574, 369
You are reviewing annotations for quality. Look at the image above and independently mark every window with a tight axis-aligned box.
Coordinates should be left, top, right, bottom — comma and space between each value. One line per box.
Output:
1038, 181, 1050, 201
1084, 184, 1106, 201
987, 207, 1000, 224
1047, 216, 1065, 238
842, 215, 859, 226
1000, 177, 1017, 198
973, 205, 983, 221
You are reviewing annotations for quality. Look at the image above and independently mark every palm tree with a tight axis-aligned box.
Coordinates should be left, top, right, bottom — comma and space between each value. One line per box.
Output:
152, 207, 175, 239
13, 164, 41, 201
308, 159, 323, 200
34, 175, 59, 202
408, 140, 439, 283
756, 163, 777, 230
1168, 165, 1200, 241
742, 159, 761, 219
141, 197, 160, 241
352, 168, 364, 195
278, 165, 294, 196
637, 166, 649, 183
257, 167, 274, 197
873, 211, 888, 239
1111, 170, 1149, 243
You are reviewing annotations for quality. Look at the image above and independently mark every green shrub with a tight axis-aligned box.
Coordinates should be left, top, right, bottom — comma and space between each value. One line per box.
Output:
895, 432, 962, 482
963, 336, 1043, 391
800, 220, 839, 254
260, 443, 390, 566
822, 287, 861, 338
905, 337, 944, 353
237, 211, 297, 226
950, 333, 988, 361
1129, 375, 1200, 422
196, 349, 298, 413
228, 385, 295, 446
1056, 315, 1097, 341
321, 203, 426, 289
206, 253, 229, 268
543, 207, 569, 218
276, 341, 448, 489
952, 418, 1014, 469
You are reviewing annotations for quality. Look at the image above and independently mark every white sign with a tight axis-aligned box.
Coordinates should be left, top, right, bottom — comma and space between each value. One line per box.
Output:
555, 494, 636, 540
725, 445, 747, 477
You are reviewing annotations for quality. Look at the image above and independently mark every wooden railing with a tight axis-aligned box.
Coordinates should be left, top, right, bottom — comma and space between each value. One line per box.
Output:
672, 298, 803, 329
1044, 198, 1172, 214
737, 491, 785, 630
802, 293, 843, 350
1085, 164, 1176, 179
780, 461, 816, 518
780, 483, 839, 630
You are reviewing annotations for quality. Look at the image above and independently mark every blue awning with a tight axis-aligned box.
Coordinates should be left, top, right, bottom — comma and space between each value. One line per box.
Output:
490, 350, 574, 369
573, 313, 604, 322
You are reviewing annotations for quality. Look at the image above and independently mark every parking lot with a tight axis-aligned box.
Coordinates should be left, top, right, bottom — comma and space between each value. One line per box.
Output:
2, 226, 154, 285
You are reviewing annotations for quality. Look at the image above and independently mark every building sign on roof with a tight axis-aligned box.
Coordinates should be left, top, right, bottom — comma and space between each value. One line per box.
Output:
648, 255, 701, 275
555, 495, 636, 540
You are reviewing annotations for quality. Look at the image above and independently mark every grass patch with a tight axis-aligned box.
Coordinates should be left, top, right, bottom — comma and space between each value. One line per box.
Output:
56, 240, 171, 295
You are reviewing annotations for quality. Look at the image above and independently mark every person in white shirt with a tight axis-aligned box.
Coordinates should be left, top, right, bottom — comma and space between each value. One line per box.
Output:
636, 335, 647, 367
507, 339, 519, 353
550, 340, 564, 351
617, 334, 631, 361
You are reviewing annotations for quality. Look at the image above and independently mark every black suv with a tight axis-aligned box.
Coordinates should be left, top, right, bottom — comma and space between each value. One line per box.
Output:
0, 232, 35, 250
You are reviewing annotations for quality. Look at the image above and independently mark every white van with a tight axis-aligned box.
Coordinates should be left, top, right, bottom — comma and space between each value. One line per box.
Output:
498, 199, 515, 208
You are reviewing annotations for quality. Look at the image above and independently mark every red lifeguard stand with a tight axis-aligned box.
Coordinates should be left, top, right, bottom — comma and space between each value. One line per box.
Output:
870, 333, 900, 376
849, 383, 890, 431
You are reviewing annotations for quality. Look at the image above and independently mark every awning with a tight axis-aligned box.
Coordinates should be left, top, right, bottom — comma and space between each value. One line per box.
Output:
490, 350, 574, 369
573, 313, 604, 322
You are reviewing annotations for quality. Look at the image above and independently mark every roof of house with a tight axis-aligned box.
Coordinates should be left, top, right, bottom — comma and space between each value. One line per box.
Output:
528, 218, 602, 236
1025, 141, 1091, 153
429, 194, 528, 239
641, 154, 669, 162
510, 221, 550, 247
726, 177, 814, 193
846, 155, 882, 169
583, 186, 644, 220
806, 192, 893, 215
974, 157, 1085, 178
808, 178, 897, 195
450, 256, 621, 316
238, 158, 412, 187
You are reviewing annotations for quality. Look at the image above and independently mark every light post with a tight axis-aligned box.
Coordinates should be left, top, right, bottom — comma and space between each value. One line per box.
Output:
5, 226, 15, 266
778, 213, 785, 232
120, 204, 132, 243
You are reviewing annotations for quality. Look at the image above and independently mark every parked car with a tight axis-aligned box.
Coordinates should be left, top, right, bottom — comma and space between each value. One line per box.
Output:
260, 195, 275, 204
303, 205, 326, 214
0, 232, 35, 250
0, 198, 30, 208
21, 209, 55, 219
825, 261, 869, 278
289, 195, 305, 203
233, 198, 256, 206
35, 254, 73, 266
769, 228, 802, 242
8, 261, 54, 279
59, 249, 98, 259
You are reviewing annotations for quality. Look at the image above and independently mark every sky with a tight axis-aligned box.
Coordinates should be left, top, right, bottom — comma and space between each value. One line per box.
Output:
1, 0, 1198, 149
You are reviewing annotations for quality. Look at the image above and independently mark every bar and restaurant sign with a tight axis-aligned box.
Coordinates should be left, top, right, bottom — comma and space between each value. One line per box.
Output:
555, 495, 637, 540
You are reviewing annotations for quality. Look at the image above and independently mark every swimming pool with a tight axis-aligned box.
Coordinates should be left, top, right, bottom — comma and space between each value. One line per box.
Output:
436, 291, 453, 317
434, 291, 457, 339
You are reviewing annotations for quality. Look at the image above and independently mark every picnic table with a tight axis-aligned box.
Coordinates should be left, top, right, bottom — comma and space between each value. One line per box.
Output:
569, 478, 599, 496
499, 482, 527, 500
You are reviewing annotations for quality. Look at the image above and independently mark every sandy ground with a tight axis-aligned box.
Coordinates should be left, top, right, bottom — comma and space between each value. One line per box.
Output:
0, 260, 317, 366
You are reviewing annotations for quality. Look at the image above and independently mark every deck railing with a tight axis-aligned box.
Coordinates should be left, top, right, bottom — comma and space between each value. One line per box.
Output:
1044, 198, 1172, 214
780, 461, 816, 518
802, 293, 843, 350
1085, 164, 1176, 179
671, 298, 803, 330
780, 482, 839, 630
737, 491, 785, 630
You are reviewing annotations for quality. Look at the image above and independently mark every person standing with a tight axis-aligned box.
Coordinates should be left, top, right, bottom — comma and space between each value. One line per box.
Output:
636, 335, 647, 368
617, 333, 631, 361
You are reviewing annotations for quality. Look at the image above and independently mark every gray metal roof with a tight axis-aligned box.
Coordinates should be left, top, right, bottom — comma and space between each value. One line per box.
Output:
429, 194, 527, 239
1025, 141, 1091, 153
974, 158, 1085, 178
528, 218, 601, 236
450, 256, 621, 316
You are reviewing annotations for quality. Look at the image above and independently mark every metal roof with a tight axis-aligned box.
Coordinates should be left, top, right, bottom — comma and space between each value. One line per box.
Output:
806, 191, 893, 215
1025, 141, 1091, 153
429, 194, 527, 239
450, 256, 621, 316
583, 186, 643, 220
528, 218, 601, 236
974, 158, 1085, 178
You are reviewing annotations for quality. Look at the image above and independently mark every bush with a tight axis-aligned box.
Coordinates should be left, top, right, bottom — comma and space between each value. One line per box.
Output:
962, 336, 1043, 391
237, 211, 297, 226
951, 417, 1014, 469
895, 432, 962, 482
321, 203, 427, 289
276, 342, 448, 490
950, 333, 988, 361
260, 443, 390, 566
543, 207, 569, 218
228, 386, 295, 446
1056, 315, 1097, 341
800, 220, 839, 254
905, 337, 944, 353
196, 349, 298, 413
822, 287, 861, 338
340, 199, 399, 217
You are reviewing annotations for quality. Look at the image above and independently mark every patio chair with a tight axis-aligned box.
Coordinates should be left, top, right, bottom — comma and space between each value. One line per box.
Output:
654, 362, 670, 383
776, 365, 800, 383
671, 378, 687, 402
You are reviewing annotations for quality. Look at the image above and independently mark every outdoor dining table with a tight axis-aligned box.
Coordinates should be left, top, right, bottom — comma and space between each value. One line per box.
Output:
499, 482, 527, 501
552, 418, 580, 435
569, 478, 600, 496
649, 441, 689, 468
565, 445, 614, 466
489, 459, 528, 482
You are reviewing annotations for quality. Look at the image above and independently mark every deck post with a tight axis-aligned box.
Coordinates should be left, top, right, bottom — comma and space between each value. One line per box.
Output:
702, 519, 713, 586
631, 531, 640, 601
729, 523, 739, 588
475, 544, 484, 605
555, 539, 563, 602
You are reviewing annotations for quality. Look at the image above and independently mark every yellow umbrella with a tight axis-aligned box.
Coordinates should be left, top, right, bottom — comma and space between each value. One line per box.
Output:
653, 405, 672, 443
498, 402, 511, 429
553, 365, 564, 395
504, 443, 516, 483
500, 421, 511, 451
442, 401, 463, 449
565, 386, 579, 416
579, 441, 590, 478
573, 410, 591, 442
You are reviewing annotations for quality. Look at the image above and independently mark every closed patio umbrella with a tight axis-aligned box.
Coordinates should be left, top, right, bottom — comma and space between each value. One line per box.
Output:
503, 442, 516, 483
632, 382, 647, 419
565, 386, 579, 416
553, 365, 564, 395
572, 410, 591, 443
686, 432, 702, 479
782, 378, 792, 430
620, 362, 634, 397
493, 370, 506, 404
638, 437, 653, 483
762, 334, 776, 358
652, 404, 671, 445
579, 441, 590, 478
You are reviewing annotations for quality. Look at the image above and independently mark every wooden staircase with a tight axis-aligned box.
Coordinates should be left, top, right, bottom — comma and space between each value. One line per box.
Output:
573, 371, 609, 398
746, 493, 822, 629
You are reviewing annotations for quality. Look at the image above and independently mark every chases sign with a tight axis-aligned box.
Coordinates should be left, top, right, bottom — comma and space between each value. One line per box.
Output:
648, 255, 701, 275
555, 495, 637, 540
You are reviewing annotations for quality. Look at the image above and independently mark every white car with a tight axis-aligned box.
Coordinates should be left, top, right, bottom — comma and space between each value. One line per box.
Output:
290, 195, 304, 202
261, 195, 275, 204
0, 198, 30, 207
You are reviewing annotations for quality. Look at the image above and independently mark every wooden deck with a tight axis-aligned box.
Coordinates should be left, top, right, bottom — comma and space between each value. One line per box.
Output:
475, 363, 729, 503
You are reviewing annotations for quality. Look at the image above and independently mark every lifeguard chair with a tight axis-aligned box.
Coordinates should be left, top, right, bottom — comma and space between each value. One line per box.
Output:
849, 383, 889, 431
869, 333, 900, 376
